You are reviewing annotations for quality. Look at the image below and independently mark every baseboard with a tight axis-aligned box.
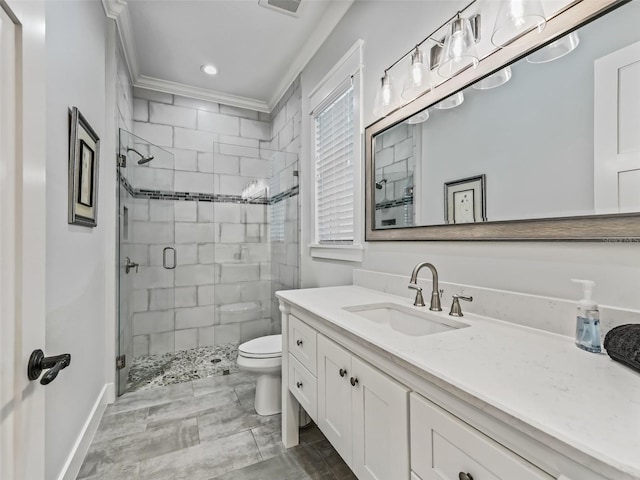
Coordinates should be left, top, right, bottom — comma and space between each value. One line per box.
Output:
57, 383, 112, 480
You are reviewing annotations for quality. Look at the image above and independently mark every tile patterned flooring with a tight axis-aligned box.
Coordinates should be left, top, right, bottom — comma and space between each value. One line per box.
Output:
78, 372, 356, 480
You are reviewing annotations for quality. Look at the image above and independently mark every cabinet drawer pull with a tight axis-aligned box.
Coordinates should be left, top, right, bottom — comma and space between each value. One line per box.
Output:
350, 377, 359, 387
296, 339, 303, 346
296, 381, 303, 389
339, 368, 347, 377
458, 473, 473, 480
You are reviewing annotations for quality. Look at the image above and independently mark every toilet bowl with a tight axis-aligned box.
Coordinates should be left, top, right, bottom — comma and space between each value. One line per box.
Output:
237, 334, 282, 416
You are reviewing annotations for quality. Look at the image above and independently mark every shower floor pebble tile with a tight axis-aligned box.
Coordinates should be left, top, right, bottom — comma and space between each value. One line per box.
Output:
126, 343, 240, 392
78, 373, 355, 480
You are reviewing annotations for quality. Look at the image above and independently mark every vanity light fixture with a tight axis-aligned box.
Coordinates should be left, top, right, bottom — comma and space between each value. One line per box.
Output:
373, 72, 400, 117
527, 31, 580, 64
200, 64, 218, 75
437, 15, 480, 79
371, 0, 480, 118
401, 47, 432, 100
434, 91, 464, 110
491, 0, 546, 48
472, 66, 512, 90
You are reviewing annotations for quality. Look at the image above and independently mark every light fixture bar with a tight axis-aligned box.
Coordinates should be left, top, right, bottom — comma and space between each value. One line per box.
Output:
381, 0, 480, 76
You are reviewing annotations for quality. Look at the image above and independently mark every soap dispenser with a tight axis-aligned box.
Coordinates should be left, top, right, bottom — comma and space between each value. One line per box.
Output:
571, 279, 601, 353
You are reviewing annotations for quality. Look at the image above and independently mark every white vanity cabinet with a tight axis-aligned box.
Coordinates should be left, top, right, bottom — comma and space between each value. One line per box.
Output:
410, 393, 553, 480
279, 294, 630, 480
287, 315, 318, 420
317, 334, 410, 480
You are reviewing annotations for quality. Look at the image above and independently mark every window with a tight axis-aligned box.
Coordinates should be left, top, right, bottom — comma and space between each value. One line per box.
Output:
314, 85, 354, 244
309, 40, 363, 262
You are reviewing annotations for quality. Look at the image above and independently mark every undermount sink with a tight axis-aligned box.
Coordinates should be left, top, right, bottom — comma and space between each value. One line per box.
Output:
343, 303, 468, 337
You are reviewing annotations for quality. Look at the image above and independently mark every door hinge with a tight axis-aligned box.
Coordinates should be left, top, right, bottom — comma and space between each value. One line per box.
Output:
118, 154, 127, 168
116, 355, 126, 370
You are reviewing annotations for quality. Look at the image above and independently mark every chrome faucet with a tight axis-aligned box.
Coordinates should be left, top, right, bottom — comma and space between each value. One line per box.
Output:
408, 262, 442, 311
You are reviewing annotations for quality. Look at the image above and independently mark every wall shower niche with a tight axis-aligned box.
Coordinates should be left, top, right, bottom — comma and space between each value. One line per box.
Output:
117, 128, 299, 395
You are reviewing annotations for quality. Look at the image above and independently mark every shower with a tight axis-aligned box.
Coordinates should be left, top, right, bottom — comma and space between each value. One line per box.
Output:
375, 178, 387, 189
127, 147, 154, 165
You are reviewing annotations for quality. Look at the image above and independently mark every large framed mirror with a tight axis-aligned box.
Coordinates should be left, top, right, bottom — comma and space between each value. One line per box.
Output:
365, 0, 640, 241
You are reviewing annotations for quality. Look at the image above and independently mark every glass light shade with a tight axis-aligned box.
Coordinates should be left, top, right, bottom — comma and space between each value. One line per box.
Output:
406, 110, 430, 124
437, 17, 479, 79
527, 31, 580, 63
434, 92, 464, 110
491, 0, 546, 48
401, 47, 432, 100
472, 66, 512, 90
373, 73, 400, 117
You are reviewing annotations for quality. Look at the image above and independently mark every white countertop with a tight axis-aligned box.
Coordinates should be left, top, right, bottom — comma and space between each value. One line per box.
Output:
277, 285, 640, 480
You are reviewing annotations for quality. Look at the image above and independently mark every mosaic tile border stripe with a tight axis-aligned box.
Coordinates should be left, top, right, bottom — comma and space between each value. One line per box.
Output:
375, 195, 414, 210
119, 173, 298, 205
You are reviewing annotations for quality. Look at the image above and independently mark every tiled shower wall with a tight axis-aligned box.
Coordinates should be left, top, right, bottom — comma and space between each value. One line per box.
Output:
374, 122, 417, 228
268, 78, 302, 332
130, 88, 275, 356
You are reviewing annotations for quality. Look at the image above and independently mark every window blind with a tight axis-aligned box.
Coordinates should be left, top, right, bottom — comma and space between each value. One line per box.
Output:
314, 85, 354, 244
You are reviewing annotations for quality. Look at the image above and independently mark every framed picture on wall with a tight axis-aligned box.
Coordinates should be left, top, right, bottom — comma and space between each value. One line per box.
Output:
444, 174, 486, 224
69, 107, 100, 227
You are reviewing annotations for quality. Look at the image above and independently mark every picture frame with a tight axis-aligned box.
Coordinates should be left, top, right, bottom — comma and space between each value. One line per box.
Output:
69, 107, 100, 227
444, 174, 486, 224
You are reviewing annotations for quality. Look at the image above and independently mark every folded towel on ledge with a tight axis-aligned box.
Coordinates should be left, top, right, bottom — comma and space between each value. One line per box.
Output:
604, 324, 640, 374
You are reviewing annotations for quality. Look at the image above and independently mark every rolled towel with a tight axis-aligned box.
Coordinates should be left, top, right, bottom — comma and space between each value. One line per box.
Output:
604, 324, 640, 374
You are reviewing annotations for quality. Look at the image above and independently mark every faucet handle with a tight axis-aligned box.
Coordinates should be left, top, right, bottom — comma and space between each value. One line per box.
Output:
439, 289, 444, 298
449, 294, 473, 317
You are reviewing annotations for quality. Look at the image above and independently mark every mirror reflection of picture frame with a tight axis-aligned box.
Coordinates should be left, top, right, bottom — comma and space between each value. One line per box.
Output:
69, 107, 100, 227
444, 174, 486, 224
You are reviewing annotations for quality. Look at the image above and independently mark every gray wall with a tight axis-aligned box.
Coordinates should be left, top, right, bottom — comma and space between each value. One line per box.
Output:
299, 0, 640, 314
45, 2, 109, 477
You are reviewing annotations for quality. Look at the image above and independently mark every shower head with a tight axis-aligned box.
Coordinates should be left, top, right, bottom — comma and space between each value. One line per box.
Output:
375, 179, 387, 189
127, 147, 154, 165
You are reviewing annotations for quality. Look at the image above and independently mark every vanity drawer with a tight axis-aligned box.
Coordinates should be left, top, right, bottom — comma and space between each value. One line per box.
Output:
410, 393, 553, 480
288, 353, 317, 421
289, 315, 317, 375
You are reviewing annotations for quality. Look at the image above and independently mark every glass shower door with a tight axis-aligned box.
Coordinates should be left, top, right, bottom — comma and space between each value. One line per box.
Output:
117, 129, 176, 395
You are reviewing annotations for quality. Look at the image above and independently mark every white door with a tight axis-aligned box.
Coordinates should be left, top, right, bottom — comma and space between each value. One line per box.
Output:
0, 1, 47, 479
317, 335, 353, 467
351, 356, 410, 480
594, 40, 640, 213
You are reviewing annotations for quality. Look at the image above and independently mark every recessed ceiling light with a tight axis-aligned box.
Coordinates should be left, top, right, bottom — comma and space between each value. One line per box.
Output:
201, 64, 218, 75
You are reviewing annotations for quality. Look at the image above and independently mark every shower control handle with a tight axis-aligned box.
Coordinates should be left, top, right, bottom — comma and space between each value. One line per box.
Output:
125, 257, 139, 274
163, 247, 176, 270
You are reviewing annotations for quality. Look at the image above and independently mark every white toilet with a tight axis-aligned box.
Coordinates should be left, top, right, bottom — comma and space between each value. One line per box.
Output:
237, 334, 282, 416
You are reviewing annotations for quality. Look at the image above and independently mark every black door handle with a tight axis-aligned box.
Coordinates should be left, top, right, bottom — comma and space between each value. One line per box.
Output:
28, 349, 71, 385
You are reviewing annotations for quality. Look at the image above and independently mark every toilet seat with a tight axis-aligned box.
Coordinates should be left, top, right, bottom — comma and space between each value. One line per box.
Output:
238, 334, 282, 359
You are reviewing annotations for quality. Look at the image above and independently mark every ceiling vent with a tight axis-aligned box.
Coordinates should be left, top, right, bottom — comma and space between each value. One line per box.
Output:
258, 0, 303, 17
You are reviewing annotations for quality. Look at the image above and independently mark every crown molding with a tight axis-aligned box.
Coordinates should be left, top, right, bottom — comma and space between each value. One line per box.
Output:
103, 0, 140, 81
135, 75, 270, 113
101, 0, 126, 19
104, 0, 354, 113
267, 0, 354, 110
